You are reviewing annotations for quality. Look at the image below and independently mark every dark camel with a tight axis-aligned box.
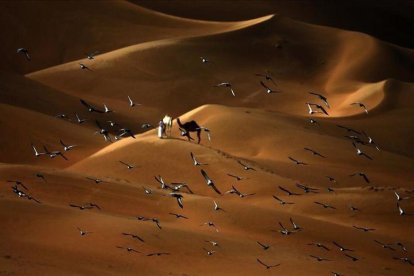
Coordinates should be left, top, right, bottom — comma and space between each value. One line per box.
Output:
176, 118, 201, 143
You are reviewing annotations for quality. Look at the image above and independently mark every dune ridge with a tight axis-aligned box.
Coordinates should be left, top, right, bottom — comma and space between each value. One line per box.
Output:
1, 2, 414, 275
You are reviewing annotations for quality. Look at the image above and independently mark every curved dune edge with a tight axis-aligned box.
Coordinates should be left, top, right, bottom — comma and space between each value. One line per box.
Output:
26, 12, 414, 119
26, 14, 275, 79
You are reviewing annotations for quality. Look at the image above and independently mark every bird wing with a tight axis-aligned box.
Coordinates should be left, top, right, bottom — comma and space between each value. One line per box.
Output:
278, 186, 290, 194
200, 169, 211, 183
60, 153, 68, 160
288, 156, 297, 163
210, 184, 222, 195
318, 106, 329, 115
272, 195, 282, 202
177, 197, 184, 208
257, 258, 267, 267
230, 88, 235, 96
260, 81, 269, 89
362, 174, 370, 183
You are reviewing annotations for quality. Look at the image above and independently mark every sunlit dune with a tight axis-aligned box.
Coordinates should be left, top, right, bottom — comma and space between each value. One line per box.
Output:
1, 1, 414, 275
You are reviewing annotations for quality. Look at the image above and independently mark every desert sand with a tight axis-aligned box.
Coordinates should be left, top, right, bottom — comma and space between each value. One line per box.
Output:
1, 1, 413, 275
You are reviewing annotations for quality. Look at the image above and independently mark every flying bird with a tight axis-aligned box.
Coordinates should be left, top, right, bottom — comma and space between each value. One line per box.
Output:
201, 221, 219, 232
146, 252, 170, 257
80, 99, 104, 113
169, 213, 188, 219
127, 95, 139, 107
214, 82, 235, 96
77, 227, 92, 236
278, 186, 300, 196
308, 243, 330, 251
213, 200, 225, 211
60, 140, 77, 151
190, 152, 207, 166
103, 104, 113, 113
7, 180, 28, 190
86, 177, 105, 184
374, 240, 395, 251
200, 169, 221, 194
314, 201, 336, 209
17, 48, 31, 61
122, 232, 144, 242
351, 102, 368, 114
237, 160, 255, 171
75, 113, 86, 124
95, 120, 112, 142
79, 63, 91, 71
43, 146, 68, 160
288, 156, 308, 165
31, 143, 45, 157
289, 217, 302, 231
116, 246, 141, 253
332, 241, 353, 252
362, 131, 380, 151
349, 172, 370, 183
227, 174, 244, 181
309, 92, 330, 108
169, 193, 184, 208
352, 143, 373, 160
255, 71, 277, 86
260, 81, 279, 94
353, 225, 375, 232
310, 255, 331, 262
256, 258, 280, 269
257, 241, 270, 250
272, 195, 294, 205
307, 103, 329, 115
86, 51, 99, 60
304, 147, 326, 158
395, 191, 410, 201
119, 128, 136, 139
119, 161, 135, 169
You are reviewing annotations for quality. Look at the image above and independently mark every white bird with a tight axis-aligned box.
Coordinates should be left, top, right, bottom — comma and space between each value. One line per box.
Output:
103, 104, 113, 113
397, 203, 407, 216
79, 63, 91, 71
205, 240, 219, 247
86, 51, 99, 60
352, 143, 373, 160
190, 152, 207, 166
60, 140, 77, 151
119, 161, 135, 169
127, 96, 140, 107
213, 200, 224, 211
75, 113, 86, 124
307, 103, 329, 115
31, 143, 45, 157
143, 186, 152, 195
77, 227, 92, 236
395, 191, 410, 201
200, 169, 221, 194
200, 57, 209, 63
214, 82, 235, 96
203, 248, 216, 256
260, 81, 279, 94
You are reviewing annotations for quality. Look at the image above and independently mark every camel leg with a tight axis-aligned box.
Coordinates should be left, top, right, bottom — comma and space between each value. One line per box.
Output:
197, 130, 201, 144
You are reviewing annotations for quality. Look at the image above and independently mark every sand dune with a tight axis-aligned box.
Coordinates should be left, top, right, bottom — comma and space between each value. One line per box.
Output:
1, 1, 414, 275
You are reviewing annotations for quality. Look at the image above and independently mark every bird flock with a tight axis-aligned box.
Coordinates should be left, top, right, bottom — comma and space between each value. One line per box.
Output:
7, 36, 414, 274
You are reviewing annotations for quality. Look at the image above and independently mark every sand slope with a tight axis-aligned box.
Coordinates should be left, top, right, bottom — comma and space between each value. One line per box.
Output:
1, 2, 414, 275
